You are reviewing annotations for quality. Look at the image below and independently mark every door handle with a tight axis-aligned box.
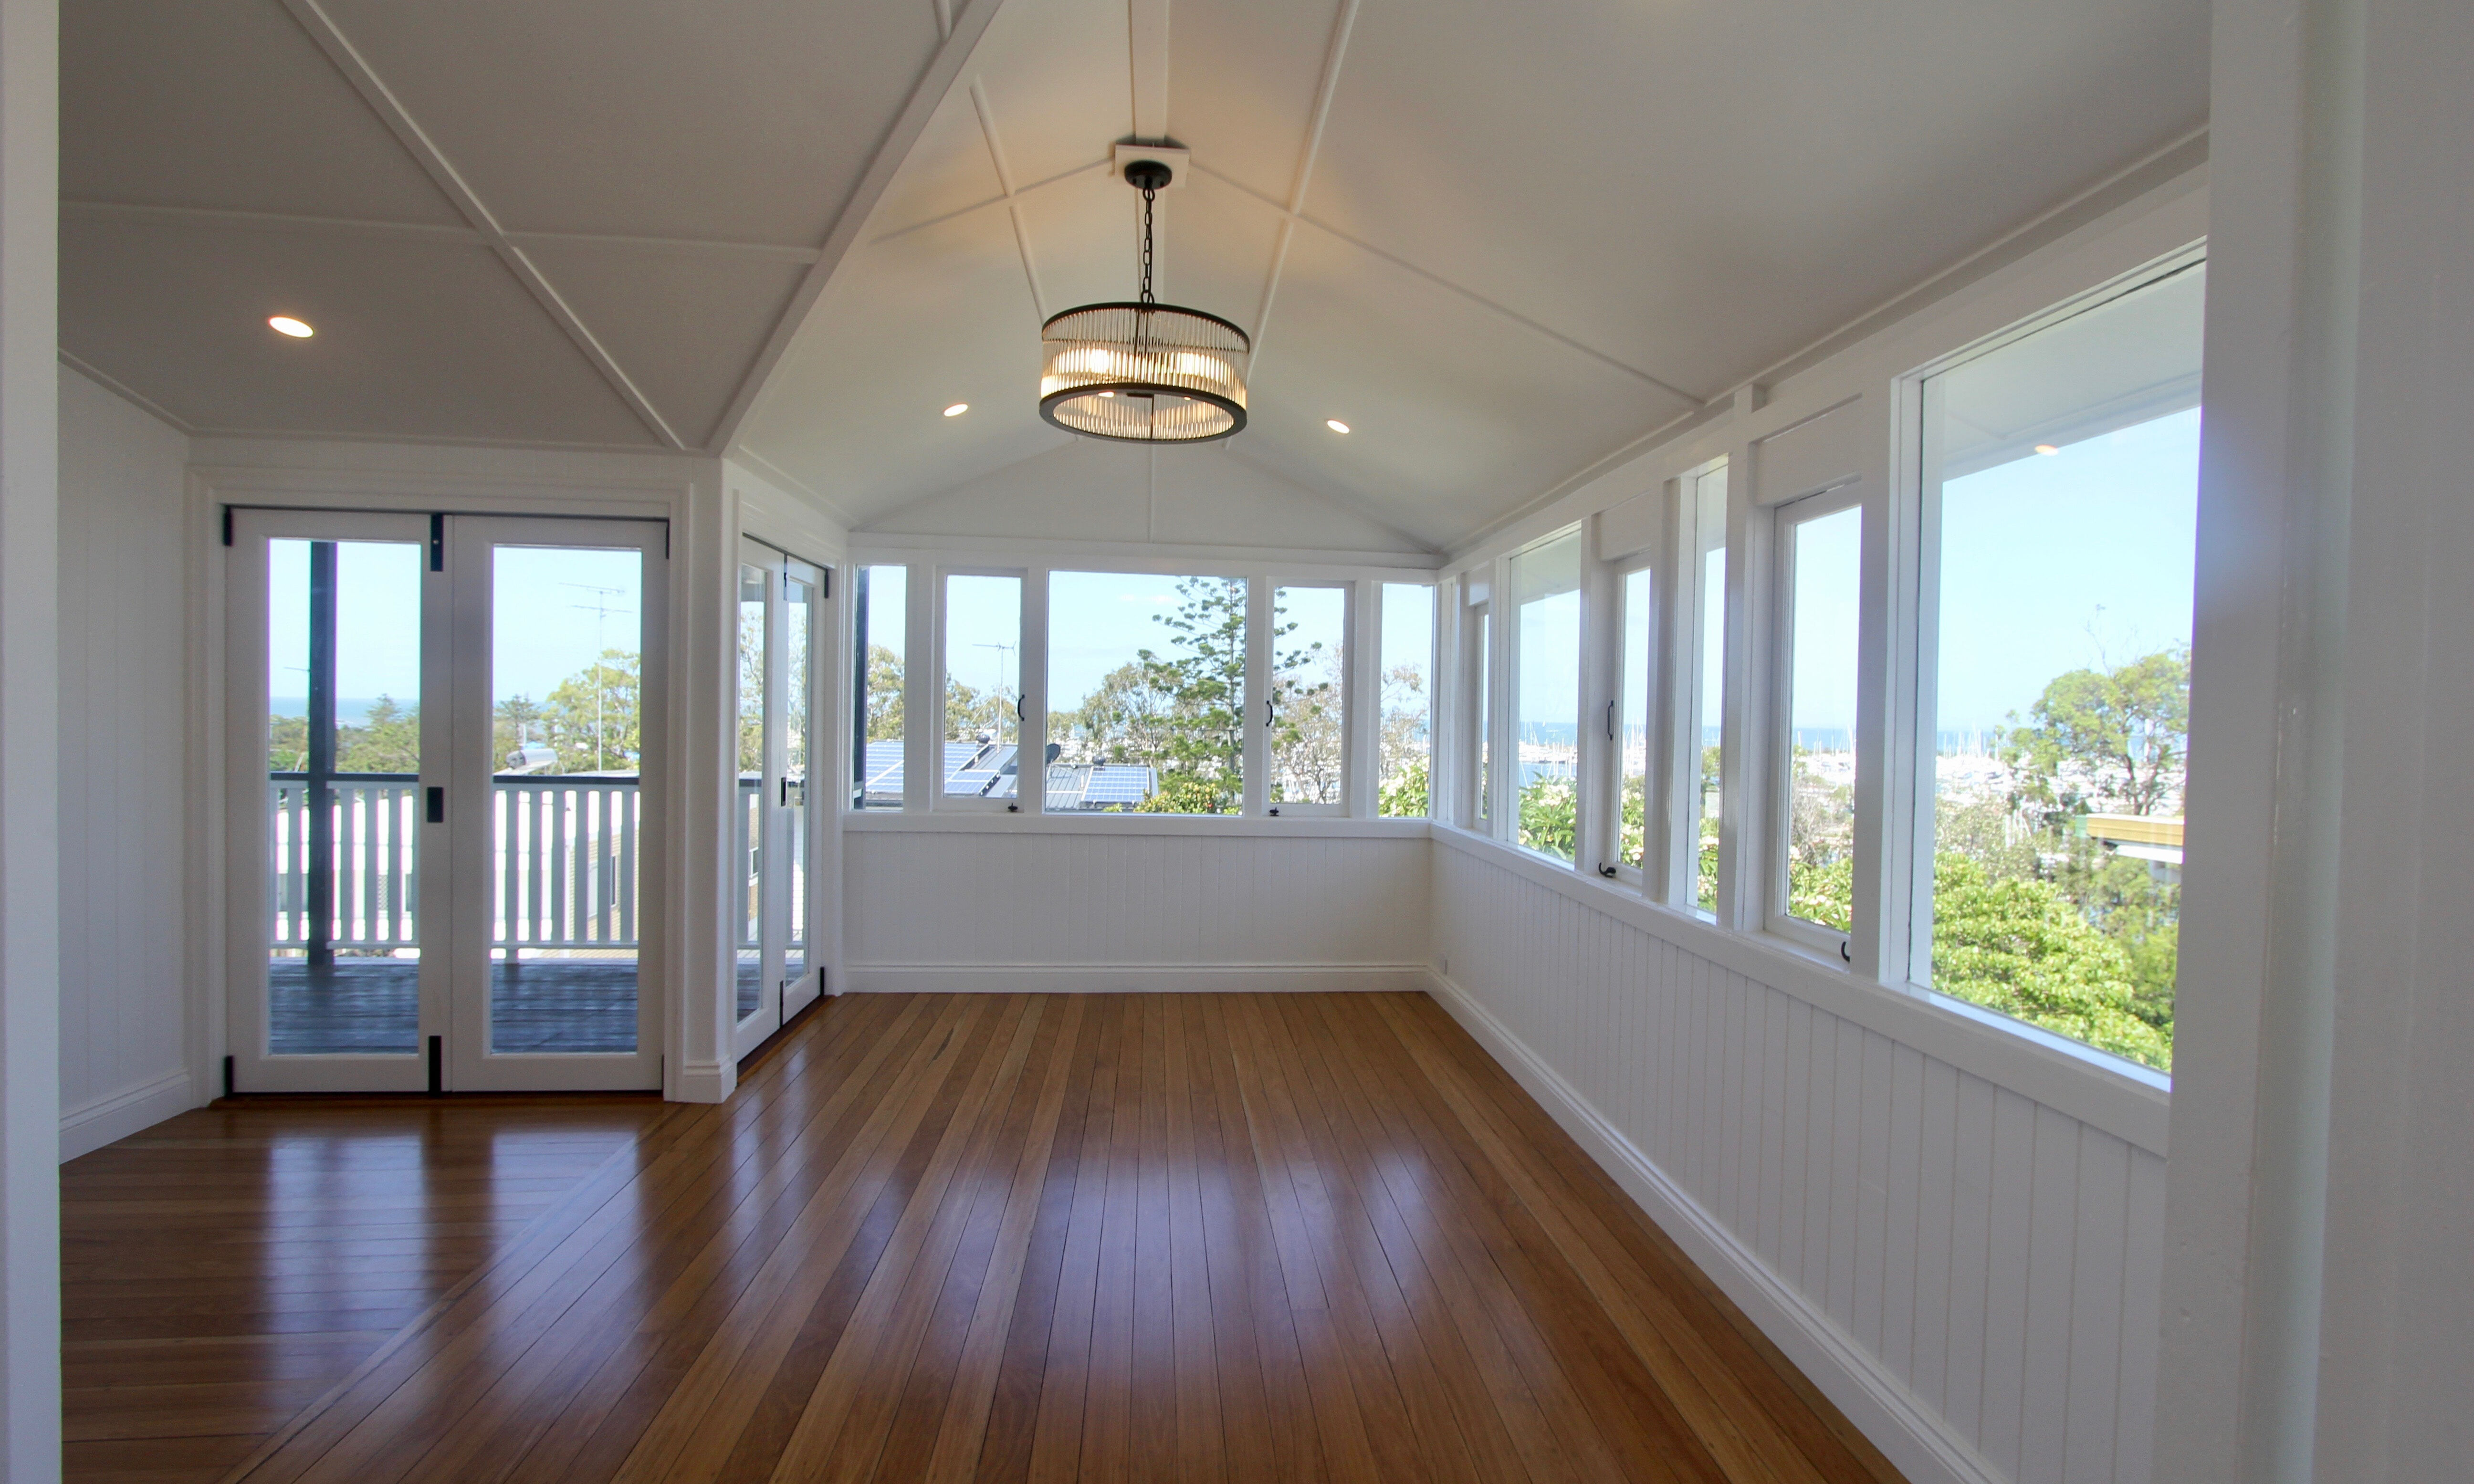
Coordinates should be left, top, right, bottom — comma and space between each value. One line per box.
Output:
425, 786, 444, 823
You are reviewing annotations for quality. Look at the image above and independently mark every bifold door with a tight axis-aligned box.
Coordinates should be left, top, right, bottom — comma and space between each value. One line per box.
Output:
732, 539, 829, 1059
226, 510, 667, 1092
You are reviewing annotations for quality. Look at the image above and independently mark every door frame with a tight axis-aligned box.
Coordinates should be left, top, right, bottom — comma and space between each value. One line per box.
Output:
221, 508, 448, 1093
447, 515, 668, 1092
732, 538, 830, 1059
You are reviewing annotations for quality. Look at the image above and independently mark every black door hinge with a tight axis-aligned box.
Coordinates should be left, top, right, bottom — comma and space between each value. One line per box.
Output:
429, 513, 445, 572
220, 506, 234, 546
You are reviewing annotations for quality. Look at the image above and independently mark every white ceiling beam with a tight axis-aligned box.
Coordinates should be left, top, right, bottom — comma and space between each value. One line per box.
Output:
60, 199, 825, 264
278, 0, 688, 449
1128, 0, 1170, 142
711, 0, 1019, 455
863, 158, 1111, 248
1243, 0, 1358, 377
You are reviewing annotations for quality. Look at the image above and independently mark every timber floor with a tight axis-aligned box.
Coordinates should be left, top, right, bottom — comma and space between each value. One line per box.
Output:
62, 992, 1906, 1484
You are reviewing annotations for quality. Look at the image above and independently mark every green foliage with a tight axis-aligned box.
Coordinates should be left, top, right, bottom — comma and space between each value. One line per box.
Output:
1930, 855, 2172, 1069
268, 695, 421, 774
541, 649, 641, 773
2002, 644, 2189, 817
1517, 775, 1578, 861
1379, 756, 1429, 818
863, 644, 904, 741
1062, 577, 1249, 814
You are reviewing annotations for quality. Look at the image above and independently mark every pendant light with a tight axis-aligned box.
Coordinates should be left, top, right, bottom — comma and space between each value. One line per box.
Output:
1039, 159, 1250, 443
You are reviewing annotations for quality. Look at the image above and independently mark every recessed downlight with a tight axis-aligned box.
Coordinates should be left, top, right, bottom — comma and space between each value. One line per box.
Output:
268, 315, 314, 339
2034, 443, 2060, 456
943, 403, 969, 418
1326, 419, 1351, 434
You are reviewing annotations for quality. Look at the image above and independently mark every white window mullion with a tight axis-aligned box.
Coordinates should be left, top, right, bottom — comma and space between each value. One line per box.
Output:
1715, 445, 1762, 932
1018, 565, 1049, 815
901, 562, 933, 811
1348, 576, 1380, 819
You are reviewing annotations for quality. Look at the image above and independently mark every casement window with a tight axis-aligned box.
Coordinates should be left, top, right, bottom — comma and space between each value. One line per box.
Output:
850, 564, 906, 809
1268, 584, 1349, 814
939, 572, 1023, 805
1610, 562, 1653, 875
1463, 593, 1492, 831
1510, 531, 1584, 862
1045, 570, 1249, 815
1377, 583, 1434, 817
1769, 491, 1864, 956
1904, 256, 2203, 1073
1680, 464, 1729, 915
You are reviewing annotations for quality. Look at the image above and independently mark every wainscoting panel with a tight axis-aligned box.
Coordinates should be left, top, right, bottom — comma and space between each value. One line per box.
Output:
1431, 842, 2164, 1484
845, 829, 1429, 982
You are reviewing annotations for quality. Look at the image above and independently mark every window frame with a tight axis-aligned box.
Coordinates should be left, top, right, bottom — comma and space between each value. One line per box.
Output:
1506, 528, 1587, 865
1763, 484, 1868, 962
1371, 579, 1436, 820
931, 564, 1028, 814
1596, 551, 1658, 887
841, 551, 1435, 824
1265, 578, 1354, 817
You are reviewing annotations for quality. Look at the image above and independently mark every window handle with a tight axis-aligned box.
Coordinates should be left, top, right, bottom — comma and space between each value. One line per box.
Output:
1263, 698, 1273, 727
1606, 700, 1616, 742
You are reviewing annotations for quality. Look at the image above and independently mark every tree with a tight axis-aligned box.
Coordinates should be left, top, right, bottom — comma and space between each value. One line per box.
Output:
1106, 576, 1247, 812
863, 644, 904, 741
541, 648, 641, 773
337, 696, 420, 773
1271, 650, 1343, 805
1377, 662, 1429, 817
2002, 644, 2189, 818
1380, 755, 1429, 818
493, 693, 545, 772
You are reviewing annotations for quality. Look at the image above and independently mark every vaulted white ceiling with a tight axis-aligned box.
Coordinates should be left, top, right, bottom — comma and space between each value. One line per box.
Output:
62, 0, 2208, 550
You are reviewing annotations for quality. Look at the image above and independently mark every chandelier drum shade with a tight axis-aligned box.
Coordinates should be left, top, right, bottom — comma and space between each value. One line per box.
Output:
1038, 159, 1251, 443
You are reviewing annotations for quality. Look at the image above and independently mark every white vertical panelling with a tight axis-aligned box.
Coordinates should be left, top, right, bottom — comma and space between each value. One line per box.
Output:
56, 368, 196, 1157
844, 829, 1428, 986
1430, 843, 2166, 1484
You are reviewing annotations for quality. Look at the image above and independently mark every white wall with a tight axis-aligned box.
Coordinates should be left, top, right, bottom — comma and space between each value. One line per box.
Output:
1432, 835, 2163, 1484
0, 0, 56, 1472
55, 368, 193, 1159
845, 819, 1428, 993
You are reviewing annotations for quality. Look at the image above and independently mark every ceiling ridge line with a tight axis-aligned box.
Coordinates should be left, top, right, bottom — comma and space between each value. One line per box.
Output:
1201, 161, 1703, 405
503, 230, 822, 264
62, 199, 483, 244
711, 0, 1019, 455
968, 78, 1050, 323
1243, 0, 1360, 377
277, 0, 688, 450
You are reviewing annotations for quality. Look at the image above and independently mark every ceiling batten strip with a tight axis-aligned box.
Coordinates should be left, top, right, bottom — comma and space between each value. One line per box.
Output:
710, 0, 1018, 455
969, 78, 1050, 322
1206, 162, 1704, 405
864, 158, 1111, 247
62, 199, 484, 246
278, 0, 689, 450
1243, 0, 1359, 377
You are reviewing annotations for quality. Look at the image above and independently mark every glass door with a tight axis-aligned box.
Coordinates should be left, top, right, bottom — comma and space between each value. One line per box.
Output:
447, 517, 667, 1091
225, 510, 444, 1093
733, 539, 827, 1059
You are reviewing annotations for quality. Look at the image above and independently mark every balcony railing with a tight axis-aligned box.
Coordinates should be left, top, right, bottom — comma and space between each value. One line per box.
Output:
269, 773, 645, 955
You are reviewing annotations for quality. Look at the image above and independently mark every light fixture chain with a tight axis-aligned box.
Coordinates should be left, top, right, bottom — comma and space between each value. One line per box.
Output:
1139, 184, 1156, 306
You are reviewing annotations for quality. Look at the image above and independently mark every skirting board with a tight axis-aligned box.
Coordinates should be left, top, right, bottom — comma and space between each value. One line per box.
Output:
843, 964, 1431, 995
670, 1058, 736, 1105
1422, 967, 2005, 1484
60, 1067, 198, 1162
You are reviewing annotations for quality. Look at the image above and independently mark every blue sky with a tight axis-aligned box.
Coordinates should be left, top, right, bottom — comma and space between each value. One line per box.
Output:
270, 540, 643, 712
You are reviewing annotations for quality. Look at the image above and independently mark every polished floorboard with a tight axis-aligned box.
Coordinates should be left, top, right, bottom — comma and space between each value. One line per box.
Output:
63, 992, 1905, 1484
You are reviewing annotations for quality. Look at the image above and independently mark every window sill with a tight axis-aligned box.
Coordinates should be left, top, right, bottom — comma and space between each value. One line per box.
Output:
842, 810, 1434, 839
1429, 823, 2170, 1156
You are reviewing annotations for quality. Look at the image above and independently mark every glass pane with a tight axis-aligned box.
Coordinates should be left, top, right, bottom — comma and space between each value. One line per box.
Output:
1271, 585, 1346, 806
488, 544, 643, 1054
265, 538, 424, 1055
1047, 572, 1247, 814
1617, 568, 1652, 869
1691, 467, 1729, 911
1513, 533, 1583, 860
943, 574, 1021, 799
736, 564, 766, 1019
784, 574, 812, 982
1378, 583, 1433, 817
1474, 606, 1491, 827
1783, 503, 1861, 931
1922, 263, 2203, 1072
856, 564, 906, 808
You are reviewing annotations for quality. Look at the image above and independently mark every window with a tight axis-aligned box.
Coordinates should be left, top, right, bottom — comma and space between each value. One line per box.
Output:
1468, 599, 1492, 828
1687, 465, 1728, 912
1378, 583, 1434, 816
1914, 260, 2202, 1073
1047, 571, 1247, 814
1512, 532, 1583, 861
942, 573, 1021, 801
1776, 498, 1862, 939
1270, 585, 1347, 810
1614, 566, 1652, 872
852, 564, 905, 807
